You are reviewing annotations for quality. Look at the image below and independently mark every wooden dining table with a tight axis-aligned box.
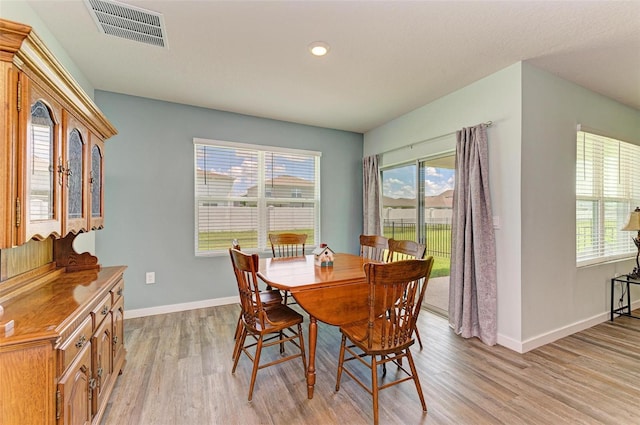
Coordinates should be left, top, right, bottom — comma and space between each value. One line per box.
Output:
258, 252, 371, 399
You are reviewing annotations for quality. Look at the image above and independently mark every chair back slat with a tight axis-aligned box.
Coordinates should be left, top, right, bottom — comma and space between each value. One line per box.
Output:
364, 258, 434, 350
359, 234, 389, 262
269, 233, 307, 257
229, 248, 266, 331
386, 239, 426, 262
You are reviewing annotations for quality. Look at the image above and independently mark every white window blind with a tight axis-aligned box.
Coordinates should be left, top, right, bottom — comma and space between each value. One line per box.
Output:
576, 130, 640, 265
194, 139, 320, 256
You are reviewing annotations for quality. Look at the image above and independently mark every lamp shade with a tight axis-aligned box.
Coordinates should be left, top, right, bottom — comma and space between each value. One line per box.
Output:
622, 207, 640, 231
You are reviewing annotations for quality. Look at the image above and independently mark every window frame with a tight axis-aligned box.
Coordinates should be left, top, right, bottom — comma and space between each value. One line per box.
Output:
576, 129, 640, 267
193, 138, 321, 257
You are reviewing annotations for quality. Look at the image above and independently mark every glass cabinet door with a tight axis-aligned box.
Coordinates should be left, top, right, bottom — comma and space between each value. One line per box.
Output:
63, 112, 89, 235
19, 78, 63, 243
29, 100, 55, 221
90, 136, 105, 230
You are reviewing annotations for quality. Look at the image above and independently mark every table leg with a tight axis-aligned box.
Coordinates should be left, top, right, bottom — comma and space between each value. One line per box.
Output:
611, 278, 614, 321
307, 316, 317, 399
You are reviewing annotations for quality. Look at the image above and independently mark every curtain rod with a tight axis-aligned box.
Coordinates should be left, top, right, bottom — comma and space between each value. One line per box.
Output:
381, 121, 492, 156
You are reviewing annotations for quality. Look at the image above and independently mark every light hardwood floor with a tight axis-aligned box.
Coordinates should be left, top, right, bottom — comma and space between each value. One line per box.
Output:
102, 305, 640, 425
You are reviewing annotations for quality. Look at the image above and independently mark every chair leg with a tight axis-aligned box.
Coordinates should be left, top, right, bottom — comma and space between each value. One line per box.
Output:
232, 326, 247, 373
232, 328, 242, 361
371, 354, 380, 425
247, 335, 264, 402
406, 348, 427, 412
297, 323, 307, 373
232, 312, 243, 359
279, 330, 285, 355
335, 334, 347, 391
415, 327, 423, 350
233, 312, 242, 342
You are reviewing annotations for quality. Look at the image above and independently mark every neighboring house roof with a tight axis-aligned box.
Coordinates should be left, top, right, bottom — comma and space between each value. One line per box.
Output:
383, 189, 453, 208
264, 175, 313, 187
196, 169, 236, 182
426, 189, 454, 208
245, 175, 314, 195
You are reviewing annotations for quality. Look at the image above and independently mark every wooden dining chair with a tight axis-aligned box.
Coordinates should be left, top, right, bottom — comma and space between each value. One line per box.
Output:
386, 238, 426, 262
335, 257, 434, 425
269, 233, 307, 257
268, 233, 307, 304
359, 234, 389, 262
229, 248, 307, 401
386, 238, 427, 349
231, 240, 282, 343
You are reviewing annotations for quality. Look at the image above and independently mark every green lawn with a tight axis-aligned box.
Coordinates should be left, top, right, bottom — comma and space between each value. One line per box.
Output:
430, 256, 451, 278
198, 229, 314, 250
199, 230, 451, 277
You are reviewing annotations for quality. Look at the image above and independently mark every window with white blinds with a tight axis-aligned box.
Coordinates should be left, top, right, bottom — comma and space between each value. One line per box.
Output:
194, 138, 320, 256
576, 130, 640, 265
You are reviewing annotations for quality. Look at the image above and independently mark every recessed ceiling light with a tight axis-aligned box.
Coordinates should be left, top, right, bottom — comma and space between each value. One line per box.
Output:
308, 41, 330, 57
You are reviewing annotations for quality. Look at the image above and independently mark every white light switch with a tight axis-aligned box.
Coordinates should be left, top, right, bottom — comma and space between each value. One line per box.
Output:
493, 216, 500, 229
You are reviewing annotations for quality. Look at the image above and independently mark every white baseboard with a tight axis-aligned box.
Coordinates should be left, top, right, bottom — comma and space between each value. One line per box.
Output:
498, 298, 640, 354
496, 333, 523, 353
125, 296, 640, 354
124, 296, 239, 319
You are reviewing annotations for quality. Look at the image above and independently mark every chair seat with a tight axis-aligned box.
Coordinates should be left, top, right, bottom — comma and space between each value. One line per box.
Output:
258, 289, 283, 307
340, 319, 415, 354
251, 304, 304, 333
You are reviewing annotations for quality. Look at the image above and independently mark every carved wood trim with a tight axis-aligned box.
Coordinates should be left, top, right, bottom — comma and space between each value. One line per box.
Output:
0, 19, 31, 61
54, 233, 100, 272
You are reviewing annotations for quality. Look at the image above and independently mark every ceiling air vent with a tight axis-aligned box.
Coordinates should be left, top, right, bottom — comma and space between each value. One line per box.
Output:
84, 0, 168, 48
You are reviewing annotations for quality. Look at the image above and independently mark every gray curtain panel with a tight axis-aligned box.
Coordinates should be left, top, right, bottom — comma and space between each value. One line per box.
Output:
362, 154, 382, 235
448, 124, 497, 346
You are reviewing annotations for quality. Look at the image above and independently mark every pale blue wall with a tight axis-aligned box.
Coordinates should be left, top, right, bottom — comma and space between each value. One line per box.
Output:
365, 61, 640, 350
520, 62, 640, 340
94, 92, 363, 310
365, 63, 524, 345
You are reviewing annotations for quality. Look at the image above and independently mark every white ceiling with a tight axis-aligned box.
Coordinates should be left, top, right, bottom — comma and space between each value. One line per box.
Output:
22, 0, 640, 133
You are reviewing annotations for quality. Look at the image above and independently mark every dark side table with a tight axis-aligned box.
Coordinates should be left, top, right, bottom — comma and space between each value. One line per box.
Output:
610, 274, 640, 321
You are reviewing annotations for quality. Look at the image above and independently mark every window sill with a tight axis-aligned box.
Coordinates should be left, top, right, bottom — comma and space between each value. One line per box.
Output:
577, 255, 635, 269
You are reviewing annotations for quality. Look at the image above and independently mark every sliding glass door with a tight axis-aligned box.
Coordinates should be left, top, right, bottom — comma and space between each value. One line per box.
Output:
381, 153, 455, 316
381, 163, 417, 241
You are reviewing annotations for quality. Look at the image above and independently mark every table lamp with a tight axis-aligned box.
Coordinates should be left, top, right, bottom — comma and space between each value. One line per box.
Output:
622, 207, 640, 278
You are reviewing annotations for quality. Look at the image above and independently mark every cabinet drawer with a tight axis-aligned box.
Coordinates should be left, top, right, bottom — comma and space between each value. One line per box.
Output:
111, 278, 124, 304
58, 316, 92, 373
91, 292, 112, 330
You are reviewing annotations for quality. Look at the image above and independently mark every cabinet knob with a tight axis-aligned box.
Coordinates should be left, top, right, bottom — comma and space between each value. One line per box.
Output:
57, 157, 64, 186
75, 334, 86, 348
101, 305, 109, 315
113, 336, 118, 345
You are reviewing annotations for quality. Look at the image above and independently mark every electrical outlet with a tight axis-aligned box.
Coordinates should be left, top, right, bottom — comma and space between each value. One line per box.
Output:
146, 272, 155, 284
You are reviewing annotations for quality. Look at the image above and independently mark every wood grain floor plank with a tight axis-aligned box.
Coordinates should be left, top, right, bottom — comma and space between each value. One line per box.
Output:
101, 305, 640, 425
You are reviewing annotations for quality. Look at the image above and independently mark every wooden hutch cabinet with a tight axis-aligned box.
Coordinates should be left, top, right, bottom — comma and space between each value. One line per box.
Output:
0, 19, 125, 425
0, 18, 113, 248
89, 136, 105, 230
